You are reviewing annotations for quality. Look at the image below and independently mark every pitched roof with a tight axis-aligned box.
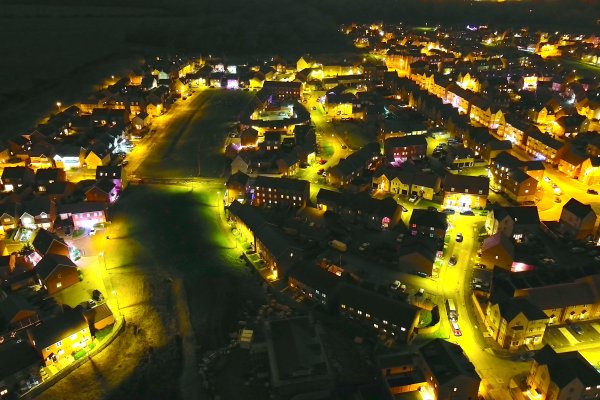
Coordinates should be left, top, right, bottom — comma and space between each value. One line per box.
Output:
0, 341, 39, 381
287, 264, 339, 294
34, 254, 77, 280
534, 345, 600, 389
253, 176, 309, 193
497, 297, 547, 322
443, 173, 489, 196
28, 310, 88, 350
409, 209, 448, 230
527, 281, 599, 311
384, 135, 427, 149
562, 198, 594, 219
502, 206, 540, 225
32, 228, 67, 255
419, 339, 479, 384
481, 232, 515, 256
95, 165, 123, 180
57, 202, 107, 215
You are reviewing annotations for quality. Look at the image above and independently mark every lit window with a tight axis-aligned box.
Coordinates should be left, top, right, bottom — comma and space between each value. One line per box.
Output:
70, 333, 77, 340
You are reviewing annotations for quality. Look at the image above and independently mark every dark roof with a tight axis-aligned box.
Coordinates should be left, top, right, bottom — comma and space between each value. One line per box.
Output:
83, 303, 114, 325
335, 284, 419, 329
20, 197, 52, 216
409, 209, 448, 230
95, 166, 123, 180
1, 167, 32, 180
419, 339, 479, 384
0, 294, 36, 324
534, 345, 600, 389
28, 310, 88, 350
32, 229, 67, 255
287, 264, 339, 294
35, 168, 64, 182
497, 297, 547, 321
493, 152, 524, 169
443, 174, 489, 196
0, 341, 39, 381
562, 198, 594, 219
384, 135, 427, 149
527, 281, 599, 311
57, 202, 107, 215
226, 171, 250, 187
507, 169, 533, 184
501, 206, 540, 225
227, 201, 267, 233
34, 254, 77, 280
253, 176, 309, 193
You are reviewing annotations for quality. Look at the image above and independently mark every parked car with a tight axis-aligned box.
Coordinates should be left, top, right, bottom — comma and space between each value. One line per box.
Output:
319, 159, 327, 165
401, 206, 408, 212
587, 189, 598, 195
427, 206, 437, 212
460, 210, 475, 216
390, 280, 401, 290
570, 324, 584, 335
89, 228, 96, 236
417, 288, 425, 296
449, 255, 458, 266
358, 242, 370, 251
341, 145, 348, 149
92, 289, 105, 302
408, 193, 418, 203
570, 247, 585, 254
456, 233, 463, 243
87, 299, 97, 309
442, 209, 455, 215
554, 196, 562, 203
317, 168, 325, 176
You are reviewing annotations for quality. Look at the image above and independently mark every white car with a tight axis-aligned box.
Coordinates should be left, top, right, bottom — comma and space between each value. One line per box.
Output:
390, 280, 402, 290
408, 194, 418, 203
358, 242, 370, 251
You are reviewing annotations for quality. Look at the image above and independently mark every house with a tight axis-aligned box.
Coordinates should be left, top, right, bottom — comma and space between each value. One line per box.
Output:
44, 182, 75, 202
0, 202, 18, 235
372, 167, 441, 200
131, 111, 151, 130
53, 145, 84, 170
479, 232, 515, 270
30, 228, 70, 265
525, 130, 565, 164
85, 179, 119, 204
0, 294, 39, 330
34, 168, 66, 193
275, 154, 299, 177
230, 154, 251, 175
579, 156, 600, 185
335, 284, 419, 342
485, 297, 548, 350
442, 174, 489, 210
83, 146, 111, 169
490, 152, 540, 204
417, 340, 481, 400
0, 341, 40, 398
56, 202, 107, 229
27, 310, 91, 366
225, 171, 249, 205
287, 264, 339, 306
525, 345, 600, 400
259, 81, 302, 103
1, 167, 35, 192
264, 316, 334, 400
445, 146, 475, 169
34, 254, 79, 295
324, 88, 364, 121
251, 176, 309, 208
397, 239, 438, 277
408, 209, 448, 247
485, 205, 540, 241
559, 198, 597, 240
383, 135, 427, 165
557, 147, 587, 178
327, 142, 382, 186
95, 165, 126, 190
19, 197, 54, 230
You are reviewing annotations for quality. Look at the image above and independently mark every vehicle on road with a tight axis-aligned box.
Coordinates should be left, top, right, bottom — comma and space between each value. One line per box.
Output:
587, 189, 599, 195
449, 255, 458, 266
401, 206, 408, 212
456, 233, 463, 243
417, 288, 425, 296
396, 233, 405, 243
319, 159, 327, 165
318, 168, 325, 175
328, 240, 347, 252
460, 210, 475, 216
390, 280, 401, 290
446, 299, 458, 321
341, 145, 347, 149
554, 196, 562, 203
358, 242, 370, 251
408, 193, 418, 203
570, 324, 584, 335
89, 228, 96, 236
442, 209, 455, 215
451, 321, 462, 336
427, 206, 437, 211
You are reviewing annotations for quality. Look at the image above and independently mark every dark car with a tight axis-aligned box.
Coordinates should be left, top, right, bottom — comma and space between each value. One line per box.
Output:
460, 210, 475, 216
449, 255, 458, 266
456, 233, 463, 243
92, 289, 105, 302
442, 208, 455, 215
587, 189, 599, 195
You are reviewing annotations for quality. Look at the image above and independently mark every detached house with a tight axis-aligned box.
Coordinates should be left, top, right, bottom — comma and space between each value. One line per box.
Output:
1, 167, 35, 192
30, 228, 70, 265
85, 179, 119, 204
95, 165, 126, 190
57, 202, 107, 230
559, 198, 597, 240
35, 168, 66, 193
19, 197, 54, 230
34, 254, 79, 295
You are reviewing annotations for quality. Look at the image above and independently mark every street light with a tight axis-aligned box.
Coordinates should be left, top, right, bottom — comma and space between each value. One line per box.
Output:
56, 102, 61, 113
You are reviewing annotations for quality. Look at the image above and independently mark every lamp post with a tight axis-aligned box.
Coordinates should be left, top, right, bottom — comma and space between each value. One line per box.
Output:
56, 102, 62, 113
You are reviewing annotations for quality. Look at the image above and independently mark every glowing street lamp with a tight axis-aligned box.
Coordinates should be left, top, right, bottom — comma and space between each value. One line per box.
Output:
56, 102, 62, 113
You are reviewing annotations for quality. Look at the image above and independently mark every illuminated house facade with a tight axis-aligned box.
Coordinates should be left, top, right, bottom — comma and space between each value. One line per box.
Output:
579, 156, 600, 185
57, 202, 107, 229
485, 297, 549, 350
490, 152, 540, 204
1, 167, 35, 192
525, 345, 600, 400
251, 176, 309, 208
442, 174, 489, 210
34, 254, 79, 295
287, 264, 339, 307
559, 198, 597, 240
485, 205, 540, 241
28, 310, 91, 366
524, 130, 565, 164
372, 168, 440, 200
383, 135, 427, 165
